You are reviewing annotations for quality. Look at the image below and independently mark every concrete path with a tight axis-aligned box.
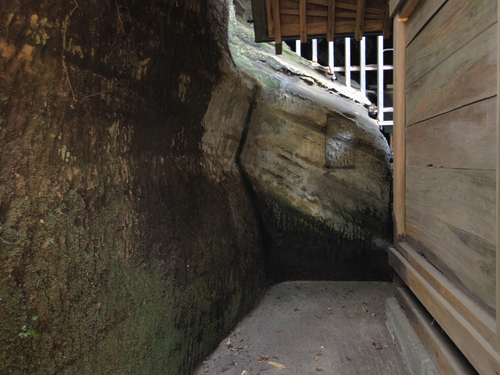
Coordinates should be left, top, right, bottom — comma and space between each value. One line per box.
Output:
195, 281, 410, 375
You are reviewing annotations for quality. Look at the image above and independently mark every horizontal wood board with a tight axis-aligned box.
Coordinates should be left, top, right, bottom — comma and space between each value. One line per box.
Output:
389, 248, 500, 375
405, 0, 446, 46
406, 167, 496, 244
406, 23, 498, 126
265, 0, 390, 38
406, 0, 498, 88
396, 242, 496, 348
406, 97, 497, 170
405, 204, 496, 312
394, 285, 479, 375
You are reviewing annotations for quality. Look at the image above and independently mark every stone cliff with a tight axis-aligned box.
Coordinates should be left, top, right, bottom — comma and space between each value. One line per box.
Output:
0, 0, 392, 374
230, 1, 393, 281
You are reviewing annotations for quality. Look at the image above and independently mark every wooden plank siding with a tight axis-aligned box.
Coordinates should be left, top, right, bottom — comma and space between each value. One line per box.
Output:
406, 98, 497, 171
389, 248, 500, 374
405, 0, 498, 88
390, 0, 500, 372
406, 23, 498, 126
404, 0, 446, 46
393, 12, 406, 241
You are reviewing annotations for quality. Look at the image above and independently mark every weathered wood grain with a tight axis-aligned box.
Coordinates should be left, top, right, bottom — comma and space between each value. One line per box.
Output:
300, 0, 307, 42
497, 0, 500, 346
393, 13, 406, 241
406, 201, 496, 311
406, 98, 497, 170
406, 0, 498, 87
406, 166, 496, 244
394, 285, 479, 375
355, 0, 367, 40
327, 0, 336, 40
396, 241, 496, 348
280, 18, 382, 35
389, 248, 500, 375
405, 0, 446, 46
406, 24, 498, 126
400, 0, 422, 19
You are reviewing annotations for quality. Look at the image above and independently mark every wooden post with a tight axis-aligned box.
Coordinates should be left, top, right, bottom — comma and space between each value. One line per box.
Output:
355, 0, 366, 41
299, 0, 307, 43
345, 37, 351, 87
272, 0, 282, 54
327, 0, 336, 42
377, 35, 384, 123
360, 37, 366, 95
496, 0, 500, 348
393, 11, 406, 242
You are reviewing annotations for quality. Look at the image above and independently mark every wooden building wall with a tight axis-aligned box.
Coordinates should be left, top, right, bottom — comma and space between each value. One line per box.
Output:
389, 0, 500, 373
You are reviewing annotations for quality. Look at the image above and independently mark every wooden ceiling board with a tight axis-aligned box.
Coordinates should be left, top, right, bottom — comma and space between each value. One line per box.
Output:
257, 0, 391, 45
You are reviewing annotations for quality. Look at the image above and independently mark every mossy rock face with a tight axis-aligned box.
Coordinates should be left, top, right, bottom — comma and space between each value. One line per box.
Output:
0, 0, 266, 374
229, 2, 393, 282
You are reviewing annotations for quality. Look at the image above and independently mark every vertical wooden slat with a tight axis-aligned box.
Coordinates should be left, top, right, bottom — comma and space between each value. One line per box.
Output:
327, 0, 336, 42
377, 35, 384, 123
393, 11, 406, 242
272, 0, 282, 54
496, 0, 500, 348
382, 0, 391, 39
265, 0, 274, 37
355, 0, 366, 41
345, 37, 351, 87
295, 40, 301, 56
360, 37, 366, 95
299, 0, 307, 43
312, 39, 318, 62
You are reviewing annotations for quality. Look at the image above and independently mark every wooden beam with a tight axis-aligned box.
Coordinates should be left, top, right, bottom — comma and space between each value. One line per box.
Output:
290, 0, 385, 15
327, 0, 335, 41
394, 286, 479, 375
280, 8, 384, 19
280, 19, 384, 36
266, 0, 275, 37
272, 0, 282, 54
496, 0, 500, 348
354, 0, 366, 41
299, 0, 307, 43
382, 0, 391, 38
389, 248, 500, 374
396, 242, 496, 348
400, 0, 422, 20
389, 0, 405, 18
393, 11, 406, 241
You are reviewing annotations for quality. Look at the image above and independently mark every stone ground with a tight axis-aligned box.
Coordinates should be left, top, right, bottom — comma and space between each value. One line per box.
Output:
194, 281, 410, 375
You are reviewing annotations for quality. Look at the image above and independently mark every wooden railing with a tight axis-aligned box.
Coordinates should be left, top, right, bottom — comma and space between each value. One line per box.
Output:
295, 35, 394, 129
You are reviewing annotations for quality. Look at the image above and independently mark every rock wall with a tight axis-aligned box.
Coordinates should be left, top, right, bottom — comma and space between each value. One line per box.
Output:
0, 1, 266, 374
230, 3, 393, 282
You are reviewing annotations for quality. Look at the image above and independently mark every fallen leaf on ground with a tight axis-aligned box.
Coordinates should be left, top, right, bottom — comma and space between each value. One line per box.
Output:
362, 305, 368, 313
371, 341, 383, 350
294, 308, 299, 311
259, 355, 269, 362
316, 350, 322, 356
268, 361, 287, 369
316, 365, 324, 371
371, 313, 376, 317
226, 338, 231, 347
241, 371, 249, 375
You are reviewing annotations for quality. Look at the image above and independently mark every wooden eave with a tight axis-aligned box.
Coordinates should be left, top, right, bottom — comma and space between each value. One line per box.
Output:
252, 0, 392, 53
